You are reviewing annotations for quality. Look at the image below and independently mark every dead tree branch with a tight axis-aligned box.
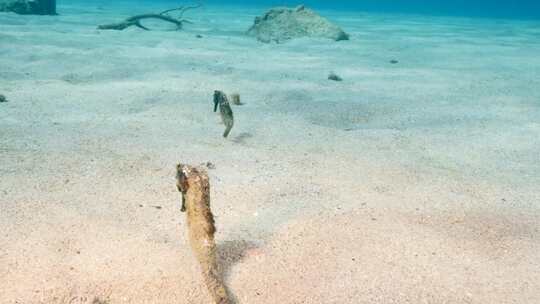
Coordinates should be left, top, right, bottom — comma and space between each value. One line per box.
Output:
97, 5, 202, 31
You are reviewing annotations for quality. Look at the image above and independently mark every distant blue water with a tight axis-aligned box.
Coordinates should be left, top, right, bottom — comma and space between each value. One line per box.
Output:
200, 0, 540, 19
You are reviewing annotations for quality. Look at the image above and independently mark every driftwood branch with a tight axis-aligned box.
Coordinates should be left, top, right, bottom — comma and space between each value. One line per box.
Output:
97, 5, 201, 31
159, 5, 200, 17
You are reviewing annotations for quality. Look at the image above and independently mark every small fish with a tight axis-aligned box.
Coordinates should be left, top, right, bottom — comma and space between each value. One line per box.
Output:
213, 90, 234, 138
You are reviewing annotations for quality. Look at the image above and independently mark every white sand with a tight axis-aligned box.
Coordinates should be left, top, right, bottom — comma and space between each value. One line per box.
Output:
1, 2, 539, 303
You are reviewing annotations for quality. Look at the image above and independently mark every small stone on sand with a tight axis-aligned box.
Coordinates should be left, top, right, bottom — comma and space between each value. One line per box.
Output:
328, 72, 343, 81
202, 162, 216, 169
230, 93, 243, 105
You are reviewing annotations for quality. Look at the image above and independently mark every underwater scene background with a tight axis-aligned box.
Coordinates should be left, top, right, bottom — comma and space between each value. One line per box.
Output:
203, 0, 540, 19
1, 0, 539, 303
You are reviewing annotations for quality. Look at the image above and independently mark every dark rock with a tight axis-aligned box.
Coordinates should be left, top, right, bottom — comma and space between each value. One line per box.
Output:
247, 5, 349, 43
0, 94, 7, 103
390, 59, 399, 64
328, 72, 343, 81
200, 161, 216, 170
0, 0, 56, 15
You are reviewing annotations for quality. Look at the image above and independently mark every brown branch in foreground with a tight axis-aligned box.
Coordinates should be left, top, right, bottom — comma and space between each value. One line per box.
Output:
97, 5, 201, 31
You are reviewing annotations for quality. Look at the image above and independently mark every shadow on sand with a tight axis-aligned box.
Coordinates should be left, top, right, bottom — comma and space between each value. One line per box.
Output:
217, 240, 260, 304
231, 132, 253, 145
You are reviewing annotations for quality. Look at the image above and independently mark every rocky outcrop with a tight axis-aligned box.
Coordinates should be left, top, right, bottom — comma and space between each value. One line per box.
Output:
247, 5, 349, 43
0, 0, 56, 15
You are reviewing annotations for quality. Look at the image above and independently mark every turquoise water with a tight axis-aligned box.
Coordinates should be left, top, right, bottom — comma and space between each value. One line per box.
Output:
202, 0, 540, 19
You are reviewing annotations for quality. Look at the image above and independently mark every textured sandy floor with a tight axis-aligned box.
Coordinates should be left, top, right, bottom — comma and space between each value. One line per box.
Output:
1, 2, 539, 303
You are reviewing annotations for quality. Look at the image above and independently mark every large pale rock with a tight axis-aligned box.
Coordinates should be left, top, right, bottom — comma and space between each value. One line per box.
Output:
247, 5, 349, 43
0, 0, 56, 15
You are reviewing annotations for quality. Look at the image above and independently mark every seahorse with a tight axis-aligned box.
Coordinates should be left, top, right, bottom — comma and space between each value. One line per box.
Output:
176, 164, 230, 304
213, 90, 234, 138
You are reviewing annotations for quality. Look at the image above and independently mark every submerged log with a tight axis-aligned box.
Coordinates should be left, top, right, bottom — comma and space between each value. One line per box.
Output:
98, 5, 200, 31
0, 0, 56, 15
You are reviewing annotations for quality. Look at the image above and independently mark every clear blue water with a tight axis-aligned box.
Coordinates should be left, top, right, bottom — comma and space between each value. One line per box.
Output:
199, 0, 540, 19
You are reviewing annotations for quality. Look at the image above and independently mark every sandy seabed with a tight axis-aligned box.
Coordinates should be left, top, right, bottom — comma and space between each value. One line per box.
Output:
1, 1, 539, 303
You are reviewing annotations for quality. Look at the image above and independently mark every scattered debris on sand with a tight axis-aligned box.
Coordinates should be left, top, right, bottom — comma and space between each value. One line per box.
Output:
247, 5, 349, 43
